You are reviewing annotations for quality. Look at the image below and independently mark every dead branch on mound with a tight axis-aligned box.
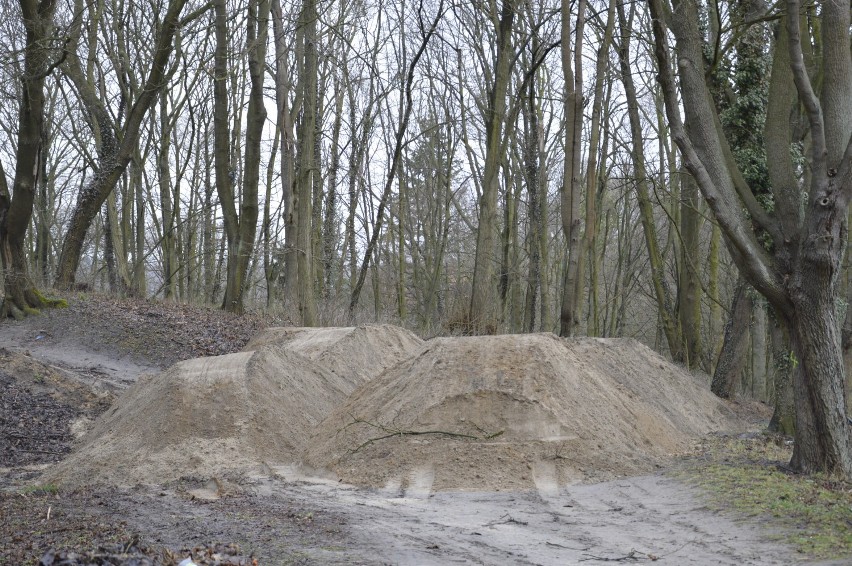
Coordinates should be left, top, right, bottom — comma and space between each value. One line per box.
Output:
546, 541, 590, 551
579, 548, 659, 562
484, 514, 528, 527
344, 415, 503, 454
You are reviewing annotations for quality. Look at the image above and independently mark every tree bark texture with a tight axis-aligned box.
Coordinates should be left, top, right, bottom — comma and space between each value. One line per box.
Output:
711, 280, 753, 399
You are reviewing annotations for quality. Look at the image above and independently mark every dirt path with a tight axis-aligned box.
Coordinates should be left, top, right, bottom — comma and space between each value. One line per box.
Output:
264, 475, 799, 565
86, 472, 816, 565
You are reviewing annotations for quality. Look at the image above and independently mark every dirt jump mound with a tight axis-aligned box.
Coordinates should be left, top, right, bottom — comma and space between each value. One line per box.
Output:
243, 324, 424, 385
303, 334, 742, 492
43, 325, 424, 488
43, 346, 354, 487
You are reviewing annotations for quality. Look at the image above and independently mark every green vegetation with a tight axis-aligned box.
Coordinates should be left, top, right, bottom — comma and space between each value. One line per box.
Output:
679, 433, 852, 560
33, 288, 69, 309
20, 484, 60, 495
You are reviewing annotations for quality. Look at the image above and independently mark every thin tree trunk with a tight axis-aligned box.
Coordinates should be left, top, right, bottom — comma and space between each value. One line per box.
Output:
580, 0, 615, 337
616, 1, 681, 357
558, 0, 586, 336
712, 280, 753, 398
469, 0, 515, 332
271, 0, 298, 307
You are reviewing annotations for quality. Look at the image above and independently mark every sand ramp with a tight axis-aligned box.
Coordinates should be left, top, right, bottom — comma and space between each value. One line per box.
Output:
243, 324, 424, 386
46, 328, 742, 490
46, 325, 423, 487
304, 334, 741, 491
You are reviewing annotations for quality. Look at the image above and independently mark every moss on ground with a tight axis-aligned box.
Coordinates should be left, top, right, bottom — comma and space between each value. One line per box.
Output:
677, 432, 852, 560
33, 288, 69, 309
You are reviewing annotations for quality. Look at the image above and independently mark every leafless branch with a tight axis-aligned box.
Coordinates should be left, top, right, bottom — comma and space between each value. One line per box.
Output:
344, 415, 503, 454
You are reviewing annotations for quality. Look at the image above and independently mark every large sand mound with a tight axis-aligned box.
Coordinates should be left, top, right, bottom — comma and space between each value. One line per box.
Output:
44, 325, 423, 487
44, 327, 743, 491
303, 334, 742, 491
243, 324, 424, 385
44, 346, 353, 487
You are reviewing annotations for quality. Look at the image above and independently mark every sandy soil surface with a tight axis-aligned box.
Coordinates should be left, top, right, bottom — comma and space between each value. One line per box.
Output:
305, 334, 740, 490
0, 294, 840, 565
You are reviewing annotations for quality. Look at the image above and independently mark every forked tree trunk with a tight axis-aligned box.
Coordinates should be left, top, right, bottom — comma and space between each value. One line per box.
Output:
54, 0, 188, 288
649, 0, 852, 477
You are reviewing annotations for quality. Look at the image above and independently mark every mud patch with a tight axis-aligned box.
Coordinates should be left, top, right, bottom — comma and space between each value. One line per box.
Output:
0, 350, 113, 471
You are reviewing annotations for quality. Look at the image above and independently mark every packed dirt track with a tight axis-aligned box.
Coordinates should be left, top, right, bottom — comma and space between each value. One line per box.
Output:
1, 295, 847, 564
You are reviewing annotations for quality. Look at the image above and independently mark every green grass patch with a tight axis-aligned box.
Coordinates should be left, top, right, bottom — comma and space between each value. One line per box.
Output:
678, 433, 852, 560
20, 484, 60, 495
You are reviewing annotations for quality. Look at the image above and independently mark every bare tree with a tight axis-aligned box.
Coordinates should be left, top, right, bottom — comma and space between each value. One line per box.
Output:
650, 0, 852, 477
468, 0, 516, 333
54, 0, 190, 289
0, 0, 61, 318
348, 0, 444, 318
214, 0, 270, 313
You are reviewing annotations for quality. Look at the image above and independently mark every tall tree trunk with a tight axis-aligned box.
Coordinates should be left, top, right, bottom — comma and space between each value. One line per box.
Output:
295, 0, 319, 324
469, 0, 515, 333
158, 93, 177, 300
323, 71, 344, 297
54, 0, 188, 288
616, 2, 681, 358
558, 0, 586, 336
581, 0, 615, 337
1, 0, 59, 319
34, 127, 51, 286
523, 61, 542, 333
132, 154, 147, 296
219, 0, 268, 313
271, 0, 298, 308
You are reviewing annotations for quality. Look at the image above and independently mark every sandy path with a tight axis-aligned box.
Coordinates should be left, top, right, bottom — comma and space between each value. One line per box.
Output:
262, 474, 802, 565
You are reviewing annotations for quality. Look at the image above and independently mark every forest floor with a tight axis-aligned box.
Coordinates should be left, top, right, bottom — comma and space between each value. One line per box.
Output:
1, 293, 850, 565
